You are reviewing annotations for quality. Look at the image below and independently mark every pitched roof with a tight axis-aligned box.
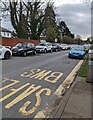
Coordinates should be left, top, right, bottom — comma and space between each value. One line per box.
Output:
0, 27, 12, 33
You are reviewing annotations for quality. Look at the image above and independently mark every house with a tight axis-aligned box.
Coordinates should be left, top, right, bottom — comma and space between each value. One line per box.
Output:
0, 27, 12, 38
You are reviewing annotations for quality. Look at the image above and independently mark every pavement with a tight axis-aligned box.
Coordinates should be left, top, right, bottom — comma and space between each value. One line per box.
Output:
50, 76, 92, 119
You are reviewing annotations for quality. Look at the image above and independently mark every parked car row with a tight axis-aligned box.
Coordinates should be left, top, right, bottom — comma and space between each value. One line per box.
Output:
0, 42, 70, 59
0, 42, 91, 60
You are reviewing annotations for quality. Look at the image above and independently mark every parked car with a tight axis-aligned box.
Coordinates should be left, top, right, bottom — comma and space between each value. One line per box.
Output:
84, 44, 91, 53
70, 44, 78, 49
61, 44, 69, 50
36, 42, 53, 53
0, 45, 12, 59
51, 43, 62, 52
67, 44, 72, 49
68, 45, 86, 59
5, 46, 12, 49
11, 43, 36, 56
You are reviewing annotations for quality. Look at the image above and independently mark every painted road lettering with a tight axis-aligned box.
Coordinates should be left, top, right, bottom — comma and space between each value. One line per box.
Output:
21, 69, 41, 78
19, 88, 51, 116
0, 83, 30, 102
30, 70, 52, 80
21, 69, 63, 83
5, 84, 41, 109
44, 72, 63, 83
2, 69, 63, 116
0, 78, 19, 91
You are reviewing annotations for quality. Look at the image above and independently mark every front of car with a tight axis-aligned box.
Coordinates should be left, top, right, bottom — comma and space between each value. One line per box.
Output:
57, 44, 62, 51
69, 46, 86, 59
61, 44, 68, 50
51, 43, 58, 51
0, 45, 12, 59
36, 43, 47, 53
0, 46, 5, 59
11, 43, 25, 55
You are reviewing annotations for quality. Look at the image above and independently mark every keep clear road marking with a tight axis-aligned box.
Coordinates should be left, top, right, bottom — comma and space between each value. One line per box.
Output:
34, 60, 84, 119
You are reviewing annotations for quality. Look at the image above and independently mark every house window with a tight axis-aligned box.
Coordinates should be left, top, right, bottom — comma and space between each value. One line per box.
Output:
4, 32, 5, 36
7, 33, 9, 36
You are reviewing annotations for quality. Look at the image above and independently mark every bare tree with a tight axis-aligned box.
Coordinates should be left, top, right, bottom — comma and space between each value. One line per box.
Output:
1, 1, 45, 39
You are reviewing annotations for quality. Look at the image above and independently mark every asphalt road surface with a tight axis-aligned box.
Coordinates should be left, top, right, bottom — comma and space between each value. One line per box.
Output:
1, 51, 79, 118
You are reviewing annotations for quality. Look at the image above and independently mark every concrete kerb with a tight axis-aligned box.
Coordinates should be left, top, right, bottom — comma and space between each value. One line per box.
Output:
48, 60, 84, 118
50, 76, 78, 118
34, 60, 84, 119
54, 60, 84, 97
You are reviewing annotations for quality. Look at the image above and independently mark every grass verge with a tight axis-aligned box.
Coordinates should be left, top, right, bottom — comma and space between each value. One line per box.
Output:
79, 58, 88, 77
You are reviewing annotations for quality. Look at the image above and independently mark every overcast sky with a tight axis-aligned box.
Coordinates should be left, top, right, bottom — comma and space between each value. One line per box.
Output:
1, 0, 91, 39
57, 3, 91, 39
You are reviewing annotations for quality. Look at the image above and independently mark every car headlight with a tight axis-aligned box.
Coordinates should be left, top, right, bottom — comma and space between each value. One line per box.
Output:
69, 51, 72, 54
80, 52, 85, 55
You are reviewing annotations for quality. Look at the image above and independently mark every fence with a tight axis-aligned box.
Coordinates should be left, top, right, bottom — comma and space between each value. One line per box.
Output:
0, 37, 40, 47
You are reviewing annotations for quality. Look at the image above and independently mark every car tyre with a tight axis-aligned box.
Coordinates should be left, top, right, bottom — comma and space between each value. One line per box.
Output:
23, 52, 27, 57
44, 49, 47, 54
68, 54, 71, 58
55, 49, 58, 52
33, 50, 36, 55
4, 51, 11, 59
50, 49, 53, 53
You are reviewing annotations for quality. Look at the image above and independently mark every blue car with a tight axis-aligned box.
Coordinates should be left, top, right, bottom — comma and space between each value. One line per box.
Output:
68, 45, 86, 59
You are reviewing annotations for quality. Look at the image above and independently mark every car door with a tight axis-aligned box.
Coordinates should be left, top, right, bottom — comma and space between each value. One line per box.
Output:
30, 43, 35, 52
26, 43, 33, 54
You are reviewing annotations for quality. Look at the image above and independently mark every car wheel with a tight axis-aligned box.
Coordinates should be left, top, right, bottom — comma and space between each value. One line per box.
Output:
4, 51, 11, 59
55, 49, 58, 52
50, 49, 53, 53
44, 49, 47, 54
33, 50, 36, 55
68, 54, 71, 58
23, 52, 27, 57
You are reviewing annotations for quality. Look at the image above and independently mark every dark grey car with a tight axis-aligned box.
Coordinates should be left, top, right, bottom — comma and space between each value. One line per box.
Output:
11, 43, 36, 56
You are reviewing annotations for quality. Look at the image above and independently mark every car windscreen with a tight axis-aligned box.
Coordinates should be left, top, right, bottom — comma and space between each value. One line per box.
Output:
72, 46, 84, 51
16, 43, 27, 48
16, 43, 23, 48
38, 44, 46, 46
52, 43, 57, 46
52, 44, 56, 46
